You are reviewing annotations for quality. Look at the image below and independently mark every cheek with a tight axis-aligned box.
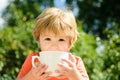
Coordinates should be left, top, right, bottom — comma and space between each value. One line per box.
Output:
40, 43, 49, 51
59, 43, 70, 51
40, 46, 48, 51
39, 41, 47, 51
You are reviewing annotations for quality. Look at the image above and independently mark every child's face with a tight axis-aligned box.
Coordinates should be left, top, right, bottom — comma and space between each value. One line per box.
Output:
39, 32, 70, 52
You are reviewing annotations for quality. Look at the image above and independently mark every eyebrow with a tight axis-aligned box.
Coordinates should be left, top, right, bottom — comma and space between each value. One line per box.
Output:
42, 35, 66, 37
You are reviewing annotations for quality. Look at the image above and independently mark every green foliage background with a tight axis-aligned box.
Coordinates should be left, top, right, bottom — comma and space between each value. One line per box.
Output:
0, 0, 120, 80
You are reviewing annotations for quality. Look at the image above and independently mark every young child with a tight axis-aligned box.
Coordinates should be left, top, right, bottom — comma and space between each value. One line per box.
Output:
17, 7, 89, 80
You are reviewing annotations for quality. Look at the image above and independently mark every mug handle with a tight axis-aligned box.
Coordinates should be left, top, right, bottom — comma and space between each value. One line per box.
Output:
32, 56, 40, 68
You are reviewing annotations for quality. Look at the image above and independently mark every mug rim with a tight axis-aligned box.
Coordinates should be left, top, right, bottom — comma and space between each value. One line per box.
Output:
39, 51, 69, 54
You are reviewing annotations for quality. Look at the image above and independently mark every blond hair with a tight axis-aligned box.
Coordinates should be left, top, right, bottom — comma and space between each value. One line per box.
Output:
33, 7, 79, 49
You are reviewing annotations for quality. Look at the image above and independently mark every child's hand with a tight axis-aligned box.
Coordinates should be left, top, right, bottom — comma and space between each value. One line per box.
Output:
29, 62, 51, 80
55, 54, 84, 80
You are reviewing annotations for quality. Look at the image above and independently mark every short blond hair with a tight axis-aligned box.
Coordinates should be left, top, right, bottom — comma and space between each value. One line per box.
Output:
33, 7, 79, 49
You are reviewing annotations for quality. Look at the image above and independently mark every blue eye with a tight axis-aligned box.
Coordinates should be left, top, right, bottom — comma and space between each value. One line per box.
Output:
45, 38, 51, 41
59, 39, 65, 41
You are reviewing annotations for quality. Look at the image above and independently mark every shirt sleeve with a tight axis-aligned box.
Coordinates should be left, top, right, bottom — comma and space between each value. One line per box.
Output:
75, 56, 89, 80
17, 52, 39, 78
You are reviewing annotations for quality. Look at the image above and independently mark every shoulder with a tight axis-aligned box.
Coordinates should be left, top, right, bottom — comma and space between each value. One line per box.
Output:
30, 52, 39, 56
22, 52, 39, 66
24, 52, 39, 62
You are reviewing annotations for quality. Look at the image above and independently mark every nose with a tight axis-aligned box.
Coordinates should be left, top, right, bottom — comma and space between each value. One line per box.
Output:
49, 42, 59, 51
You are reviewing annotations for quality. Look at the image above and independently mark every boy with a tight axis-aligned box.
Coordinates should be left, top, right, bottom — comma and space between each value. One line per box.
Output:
17, 7, 89, 80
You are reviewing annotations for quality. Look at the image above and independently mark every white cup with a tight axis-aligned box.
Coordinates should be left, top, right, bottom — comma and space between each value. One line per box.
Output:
32, 51, 69, 76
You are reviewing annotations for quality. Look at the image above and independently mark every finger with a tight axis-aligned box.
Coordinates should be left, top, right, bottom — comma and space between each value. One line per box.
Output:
55, 70, 61, 74
55, 70, 67, 79
55, 70, 66, 74
61, 59, 74, 67
40, 72, 51, 80
35, 64, 47, 75
32, 63, 41, 72
39, 64, 48, 75
58, 63, 71, 71
56, 75, 66, 79
69, 53, 76, 63
34, 62, 41, 67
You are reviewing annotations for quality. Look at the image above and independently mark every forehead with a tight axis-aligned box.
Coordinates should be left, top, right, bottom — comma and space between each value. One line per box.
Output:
41, 30, 65, 36
40, 31, 68, 38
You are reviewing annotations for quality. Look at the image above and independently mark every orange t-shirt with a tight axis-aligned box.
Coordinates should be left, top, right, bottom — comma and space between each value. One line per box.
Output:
17, 52, 89, 80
